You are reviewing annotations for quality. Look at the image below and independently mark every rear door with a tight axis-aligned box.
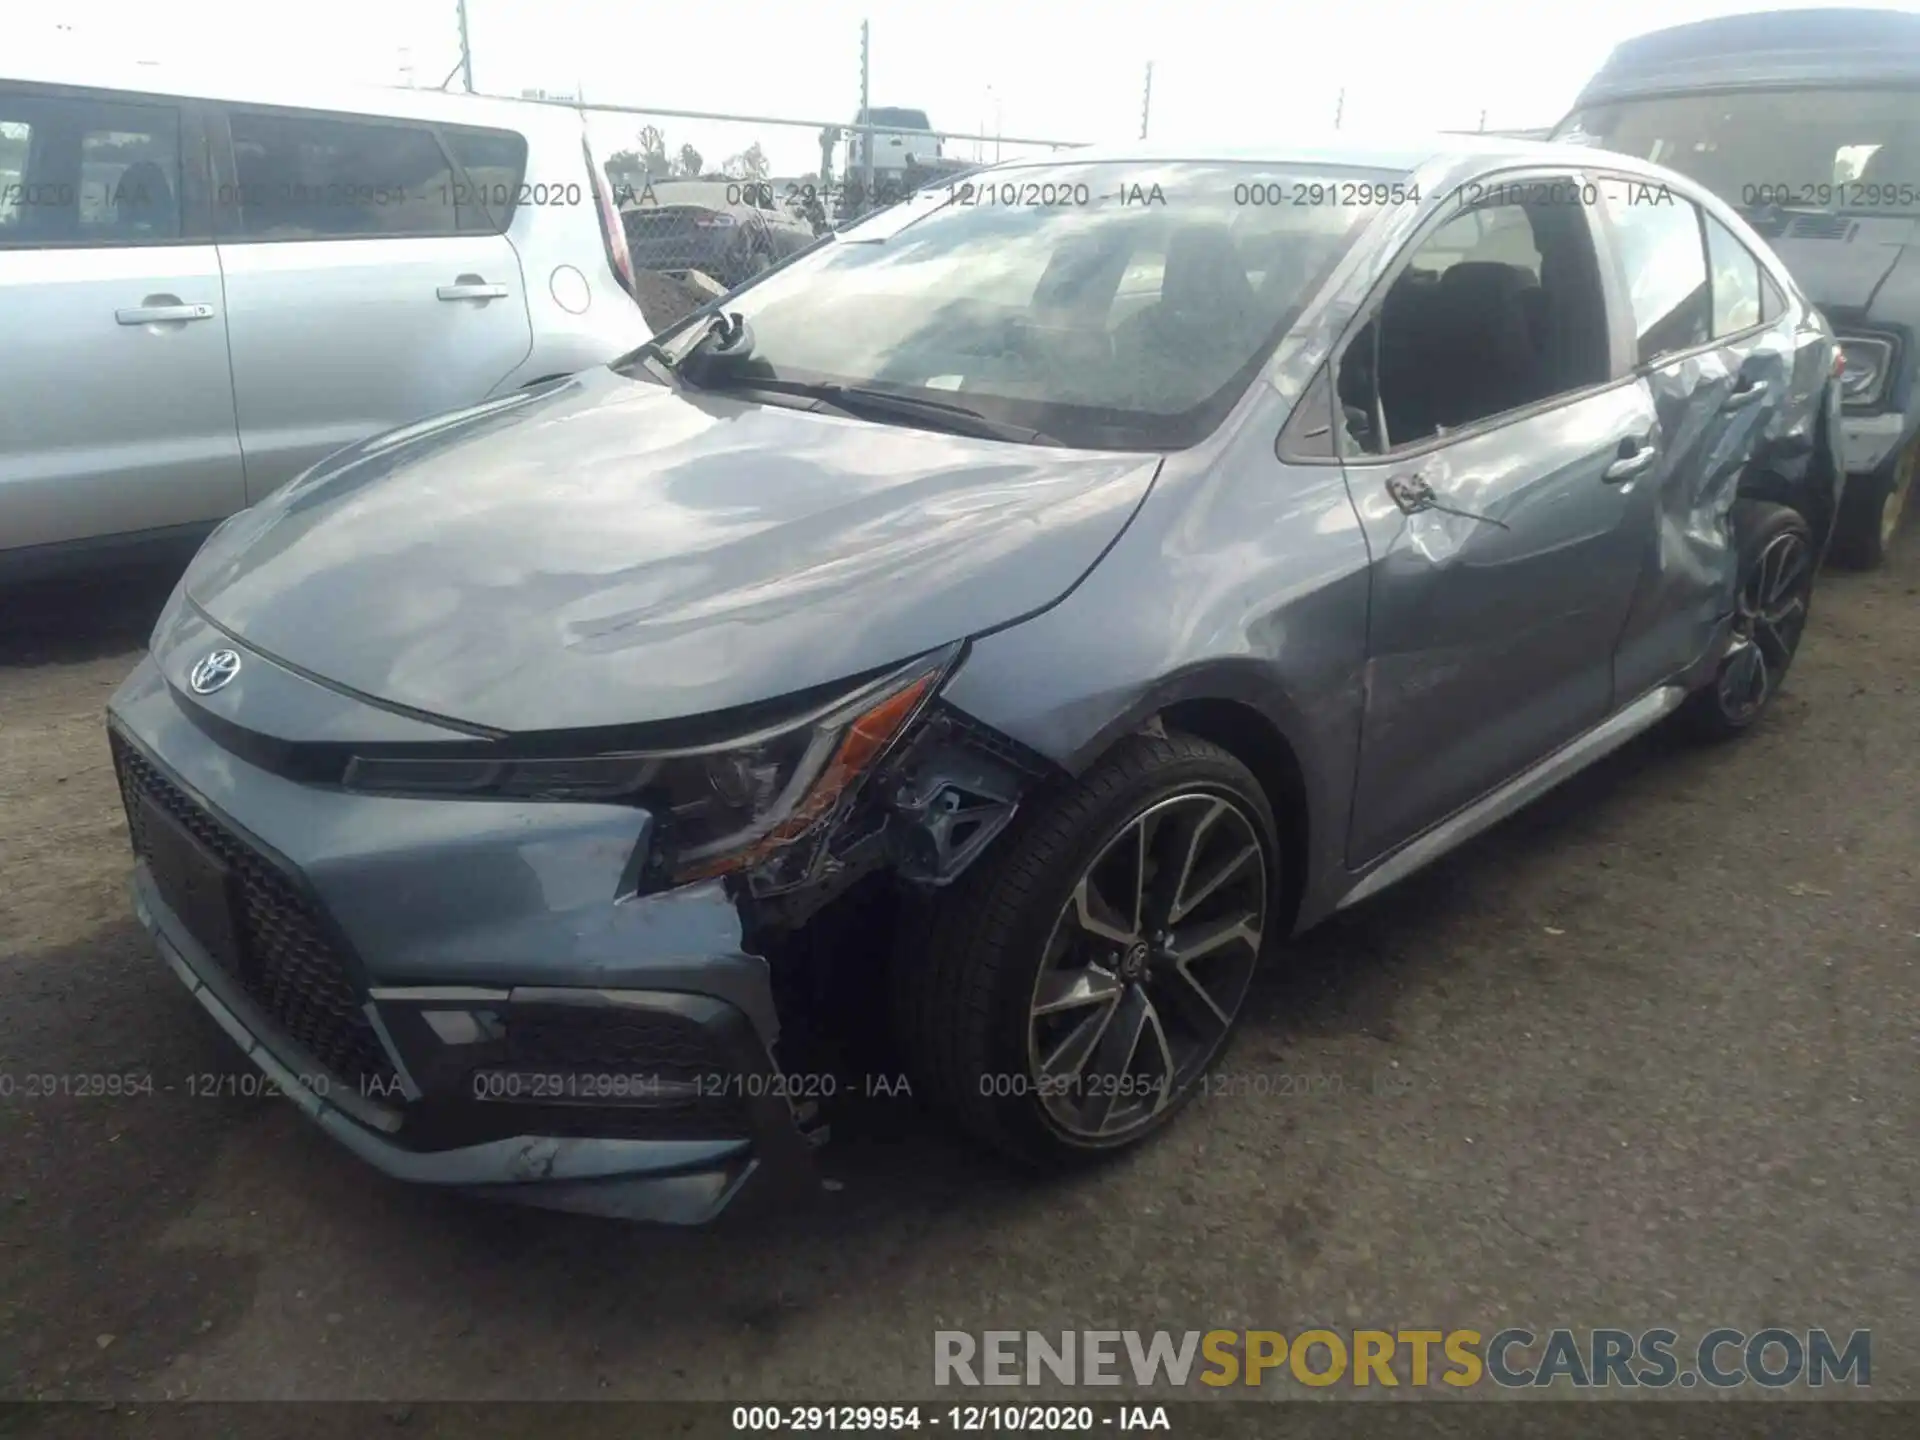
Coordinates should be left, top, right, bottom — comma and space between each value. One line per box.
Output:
1598, 177, 1795, 699
0, 83, 242, 556
209, 104, 532, 501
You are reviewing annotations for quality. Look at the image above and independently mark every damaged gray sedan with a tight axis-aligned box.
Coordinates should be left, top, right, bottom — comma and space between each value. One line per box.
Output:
107, 137, 1844, 1223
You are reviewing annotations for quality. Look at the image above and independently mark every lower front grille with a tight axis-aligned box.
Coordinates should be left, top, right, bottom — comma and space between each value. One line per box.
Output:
111, 733, 399, 1092
506, 1005, 738, 1082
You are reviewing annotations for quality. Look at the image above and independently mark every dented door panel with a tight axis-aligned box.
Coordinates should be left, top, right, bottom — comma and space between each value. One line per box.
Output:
1609, 327, 1797, 701
1341, 382, 1656, 866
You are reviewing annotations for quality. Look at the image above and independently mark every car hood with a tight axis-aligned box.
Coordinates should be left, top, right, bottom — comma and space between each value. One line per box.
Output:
1769, 220, 1915, 313
185, 368, 1160, 734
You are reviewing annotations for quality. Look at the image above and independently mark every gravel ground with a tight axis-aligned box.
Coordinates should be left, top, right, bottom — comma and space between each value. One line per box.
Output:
0, 540, 1915, 1409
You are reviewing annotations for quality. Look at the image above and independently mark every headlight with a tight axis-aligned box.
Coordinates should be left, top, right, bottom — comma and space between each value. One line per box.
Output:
342, 646, 958, 885
1837, 335, 1896, 408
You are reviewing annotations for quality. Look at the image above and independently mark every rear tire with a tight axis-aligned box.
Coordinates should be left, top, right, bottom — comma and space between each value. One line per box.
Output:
1680, 501, 1815, 740
892, 733, 1279, 1168
1829, 438, 1915, 570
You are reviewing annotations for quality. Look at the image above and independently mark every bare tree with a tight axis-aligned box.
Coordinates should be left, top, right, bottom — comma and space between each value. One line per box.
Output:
637, 126, 669, 177
722, 143, 770, 182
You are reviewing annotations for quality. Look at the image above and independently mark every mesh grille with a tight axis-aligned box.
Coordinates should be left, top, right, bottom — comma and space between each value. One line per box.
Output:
499, 1007, 754, 1138
111, 733, 399, 1092
506, 1006, 736, 1081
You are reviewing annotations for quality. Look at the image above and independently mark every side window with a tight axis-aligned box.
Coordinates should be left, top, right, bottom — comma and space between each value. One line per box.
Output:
440, 126, 528, 233
1760, 270, 1787, 324
0, 88, 182, 247
1337, 188, 1611, 454
1599, 179, 1710, 365
1704, 214, 1762, 336
226, 110, 460, 241
0, 116, 30, 233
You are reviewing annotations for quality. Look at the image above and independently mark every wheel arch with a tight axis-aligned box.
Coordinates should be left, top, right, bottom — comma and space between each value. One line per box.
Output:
1156, 696, 1311, 934
1742, 381, 1841, 551
1052, 661, 1333, 935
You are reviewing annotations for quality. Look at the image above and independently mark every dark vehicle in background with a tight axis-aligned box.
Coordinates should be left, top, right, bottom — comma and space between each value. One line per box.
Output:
1555, 8, 1920, 567
620, 179, 813, 289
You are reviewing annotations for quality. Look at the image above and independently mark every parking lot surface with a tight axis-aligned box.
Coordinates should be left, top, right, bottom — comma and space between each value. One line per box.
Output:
1, 547, 1916, 1404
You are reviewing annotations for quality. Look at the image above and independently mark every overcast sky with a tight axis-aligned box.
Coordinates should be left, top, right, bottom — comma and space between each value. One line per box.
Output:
29, 0, 1920, 176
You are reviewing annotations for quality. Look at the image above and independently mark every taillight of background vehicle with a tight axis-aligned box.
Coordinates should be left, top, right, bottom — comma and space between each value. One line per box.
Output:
584, 137, 637, 299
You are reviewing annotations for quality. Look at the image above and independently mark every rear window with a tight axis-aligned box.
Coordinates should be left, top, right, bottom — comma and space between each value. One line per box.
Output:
442, 126, 530, 231
861, 108, 932, 131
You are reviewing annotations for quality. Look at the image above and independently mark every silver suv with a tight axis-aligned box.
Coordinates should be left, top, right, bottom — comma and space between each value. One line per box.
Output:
0, 60, 651, 580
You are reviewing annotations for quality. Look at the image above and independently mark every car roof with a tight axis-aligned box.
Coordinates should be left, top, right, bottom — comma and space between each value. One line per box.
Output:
1570, 7, 1920, 106
3, 49, 582, 136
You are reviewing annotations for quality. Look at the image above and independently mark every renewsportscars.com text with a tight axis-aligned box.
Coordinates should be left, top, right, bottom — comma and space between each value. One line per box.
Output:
933, 1328, 1870, 1390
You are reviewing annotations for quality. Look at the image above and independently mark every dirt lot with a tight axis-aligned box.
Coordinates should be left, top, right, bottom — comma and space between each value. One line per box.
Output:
1, 542, 1916, 1409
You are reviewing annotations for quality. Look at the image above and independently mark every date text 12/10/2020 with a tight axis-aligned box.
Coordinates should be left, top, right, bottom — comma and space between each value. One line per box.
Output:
729, 1405, 1172, 1432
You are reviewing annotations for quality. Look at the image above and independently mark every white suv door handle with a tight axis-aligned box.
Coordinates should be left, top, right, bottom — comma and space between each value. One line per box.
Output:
437, 281, 509, 301
116, 302, 215, 324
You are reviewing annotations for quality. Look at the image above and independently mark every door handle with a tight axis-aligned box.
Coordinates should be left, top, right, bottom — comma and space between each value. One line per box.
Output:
1604, 442, 1658, 483
116, 302, 214, 325
437, 282, 509, 301
1722, 378, 1770, 412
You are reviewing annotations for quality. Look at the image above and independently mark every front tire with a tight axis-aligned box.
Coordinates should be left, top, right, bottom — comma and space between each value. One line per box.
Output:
1681, 501, 1815, 740
894, 733, 1278, 1168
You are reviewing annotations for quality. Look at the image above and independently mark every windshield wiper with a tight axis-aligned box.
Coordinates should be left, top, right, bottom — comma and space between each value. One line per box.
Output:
621, 305, 763, 385
692, 373, 1058, 445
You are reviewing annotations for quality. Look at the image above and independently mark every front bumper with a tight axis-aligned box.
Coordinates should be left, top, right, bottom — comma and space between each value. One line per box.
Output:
108, 650, 823, 1224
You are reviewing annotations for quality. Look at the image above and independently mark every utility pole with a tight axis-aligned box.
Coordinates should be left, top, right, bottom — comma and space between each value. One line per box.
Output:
1333, 87, 1345, 130
1139, 62, 1153, 140
859, 20, 874, 207
455, 0, 474, 93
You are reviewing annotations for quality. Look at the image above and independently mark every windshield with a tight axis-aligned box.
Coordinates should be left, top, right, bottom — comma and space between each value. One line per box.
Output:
622, 161, 1400, 451
1558, 88, 1920, 216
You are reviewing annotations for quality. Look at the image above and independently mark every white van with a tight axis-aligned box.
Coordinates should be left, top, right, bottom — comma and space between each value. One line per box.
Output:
0, 58, 650, 579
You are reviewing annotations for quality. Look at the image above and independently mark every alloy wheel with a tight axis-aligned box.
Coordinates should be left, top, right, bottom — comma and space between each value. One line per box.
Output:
1025, 792, 1268, 1144
1718, 528, 1813, 724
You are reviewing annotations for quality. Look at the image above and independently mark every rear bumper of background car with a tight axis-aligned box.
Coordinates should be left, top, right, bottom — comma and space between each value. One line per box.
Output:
107, 654, 823, 1223
1840, 412, 1907, 475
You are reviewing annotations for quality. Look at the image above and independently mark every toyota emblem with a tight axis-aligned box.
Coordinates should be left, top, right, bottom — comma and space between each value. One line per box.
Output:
188, 648, 242, 695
